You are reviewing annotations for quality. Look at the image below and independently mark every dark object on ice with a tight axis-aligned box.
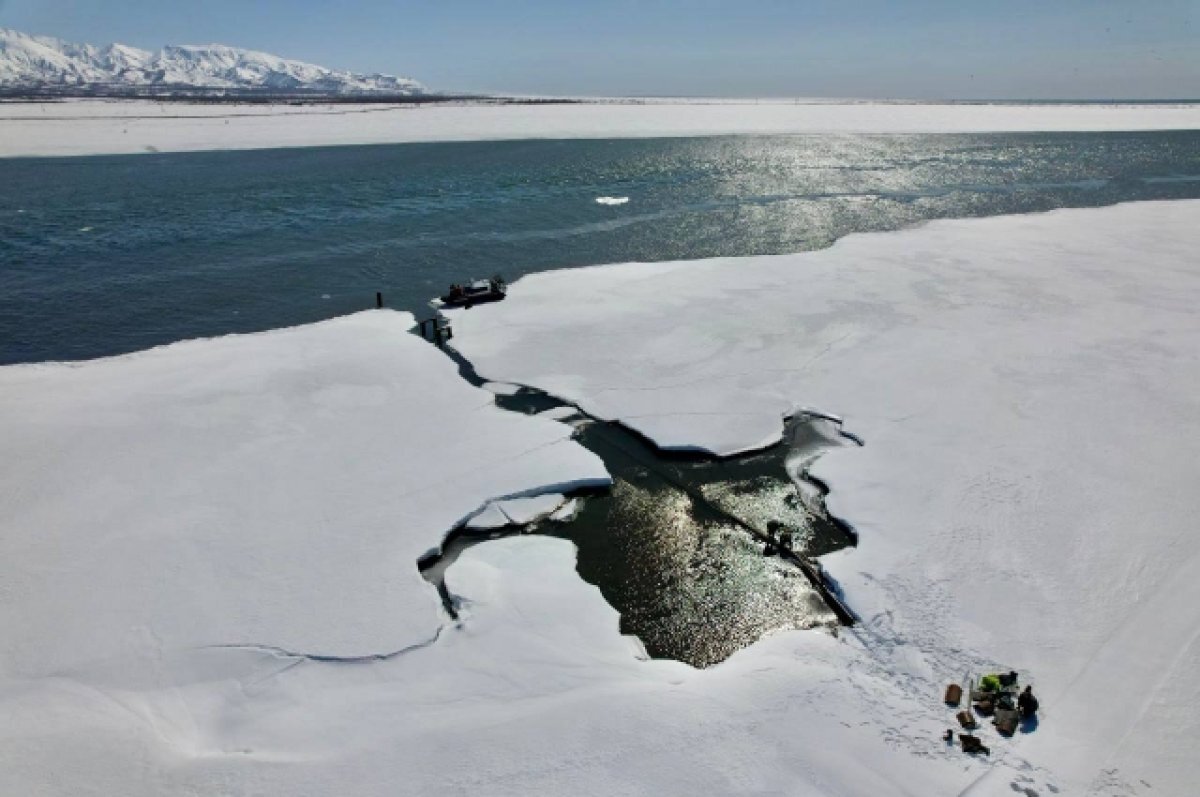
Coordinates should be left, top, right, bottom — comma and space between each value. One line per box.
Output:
1018, 685, 1039, 718
376, 291, 383, 309
766, 521, 795, 554
943, 728, 955, 744
439, 275, 507, 308
959, 734, 990, 755
973, 699, 994, 716
944, 683, 963, 706
764, 521, 778, 555
994, 707, 1020, 737
418, 316, 453, 346
999, 670, 1018, 688
956, 710, 977, 730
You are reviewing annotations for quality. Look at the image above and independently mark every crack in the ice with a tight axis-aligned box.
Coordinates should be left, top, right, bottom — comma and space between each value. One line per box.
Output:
621, 410, 777, 418
203, 623, 451, 665
797, 330, 854, 373
434, 333, 864, 639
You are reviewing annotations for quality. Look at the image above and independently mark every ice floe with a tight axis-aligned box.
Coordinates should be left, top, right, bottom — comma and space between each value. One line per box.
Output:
481, 380, 521, 396
548, 497, 581, 522
465, 493, 568, 529
535, 404, 580, 421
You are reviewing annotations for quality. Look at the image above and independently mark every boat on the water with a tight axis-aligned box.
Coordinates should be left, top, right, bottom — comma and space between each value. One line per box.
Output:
437, 276, 507, 308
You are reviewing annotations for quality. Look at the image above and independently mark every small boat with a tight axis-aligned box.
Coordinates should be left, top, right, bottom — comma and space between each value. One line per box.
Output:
437, 275, 507, 308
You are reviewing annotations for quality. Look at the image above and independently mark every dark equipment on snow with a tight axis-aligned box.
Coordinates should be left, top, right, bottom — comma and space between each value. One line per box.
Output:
1018, 685, 1039, 718
959, 734, 990, 755
994, 707, 1020, 737
439, 276, 507, 308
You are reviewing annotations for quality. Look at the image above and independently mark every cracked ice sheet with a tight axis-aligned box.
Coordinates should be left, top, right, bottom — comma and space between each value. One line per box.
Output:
0, 537, 987, 796
0, 309, 608, 677
465, 493, 566, 529
448, 201, 1200, 794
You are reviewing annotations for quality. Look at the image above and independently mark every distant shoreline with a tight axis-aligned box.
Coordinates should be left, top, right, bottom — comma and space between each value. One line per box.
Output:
0, 88, 1196, 106
3, 97, 1198, 158
0, 88, 582, 105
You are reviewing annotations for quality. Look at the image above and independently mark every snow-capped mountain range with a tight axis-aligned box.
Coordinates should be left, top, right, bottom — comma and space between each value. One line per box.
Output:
0, 28, 424, 94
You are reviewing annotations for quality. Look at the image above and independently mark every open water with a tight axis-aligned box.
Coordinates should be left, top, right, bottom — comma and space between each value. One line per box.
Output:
3, 131, 1200, 364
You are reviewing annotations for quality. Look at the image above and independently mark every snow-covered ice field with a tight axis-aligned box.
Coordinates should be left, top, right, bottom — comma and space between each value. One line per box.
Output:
2, 201, 1198, 796
2, 98, 1200, 157
447, 200, 1200, 795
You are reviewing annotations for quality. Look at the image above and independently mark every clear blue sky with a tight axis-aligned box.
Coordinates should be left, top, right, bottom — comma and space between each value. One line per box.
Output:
1, 0, 1196, 98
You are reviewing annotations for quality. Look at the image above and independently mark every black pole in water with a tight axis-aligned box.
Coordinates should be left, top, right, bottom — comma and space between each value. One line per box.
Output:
375, 291, 383, 309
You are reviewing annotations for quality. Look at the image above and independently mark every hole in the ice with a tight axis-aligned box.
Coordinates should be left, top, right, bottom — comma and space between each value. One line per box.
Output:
418, 396, 859, 668
418, 335, 861, 667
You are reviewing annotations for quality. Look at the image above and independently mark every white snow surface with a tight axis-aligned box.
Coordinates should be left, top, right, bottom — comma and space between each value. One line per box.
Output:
0, 28, 423, 94
447, 201, 1200, 795
0, 309, 607, 673
2, 97, 1200, 157
4, 203, 1199, 796
3, 530, 995, 795
481, 380, 521, 396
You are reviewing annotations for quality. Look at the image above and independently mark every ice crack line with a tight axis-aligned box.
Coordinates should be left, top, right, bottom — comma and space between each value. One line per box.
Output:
202, 623, 450, 665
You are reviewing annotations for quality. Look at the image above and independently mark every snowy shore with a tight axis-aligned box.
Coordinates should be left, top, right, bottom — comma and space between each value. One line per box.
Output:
2, 202, 1197, 795
2, 98, 1199, 157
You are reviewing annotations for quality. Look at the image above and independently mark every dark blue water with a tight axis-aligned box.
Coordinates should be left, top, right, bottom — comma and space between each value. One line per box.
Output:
3, 132, 1199, 364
